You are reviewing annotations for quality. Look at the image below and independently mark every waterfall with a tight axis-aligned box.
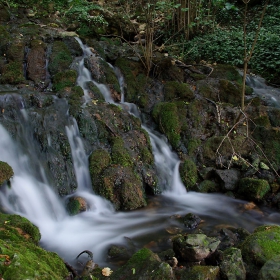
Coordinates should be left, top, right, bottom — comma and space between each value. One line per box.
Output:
245, 73, 280, 108
1, 39, 280, 270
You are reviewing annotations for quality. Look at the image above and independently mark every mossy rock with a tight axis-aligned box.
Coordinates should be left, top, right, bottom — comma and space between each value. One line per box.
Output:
241, 225, 280, 277
89, 149, 111, 183
66, 196, 87, 215
111, 248, 174, 280
252, 126, 280, 166
237, 178, 270, 201
67, 85, 84, 116
152, 102, 181, 148
114, 57, 148, 107
49, 41, 73, 75
268, 108, 280, 127
164, 81, 194, 101
211, 64, 242, 82
196, 80, 216, 99
0, 236, 68, 280
219, 247, 246, 280
219, 79, 242, 106
111, 136, 133, 167
0, 213, 40, 244
174, 265, 219, 280
197, 180, 219, 193
254, 114, 271, 128
96, 165, 146, 210
53, 70, 77, 91
0, 161, 13, 186
6, 41, 25, 63
0, 62, 25, 84
179, 159, 197, 190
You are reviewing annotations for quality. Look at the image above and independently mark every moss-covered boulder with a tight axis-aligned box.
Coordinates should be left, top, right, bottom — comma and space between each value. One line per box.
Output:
241, 225, 280, 278
0, 62, 25, 84
111, 248, 175, 280
95, 165, 146, 210
237, 178, 270, 201
152, 102, 181, 149
53, 70, 77, 91
210, 64, 242, 82
0, 161, 13, 186
164, 81, 194, 101
179, 159, 198, 190
89, 149, 111, 184
197, 180, 219, 193
0, 213, 68, 279
173, 234, 220, 262
219, 247, 246, 280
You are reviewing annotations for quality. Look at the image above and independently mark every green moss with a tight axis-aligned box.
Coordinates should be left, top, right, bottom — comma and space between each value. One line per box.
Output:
111, 137, 132, 167
0, 239, 68, 279
175, 265, 220, 280
152, 102, 181, 148
197, 180, 218, 193
187, 138, 201, 157
0, 213, 40, 244
238, 178, 270, 201
98, 165, 146, 210
190, 73, 206, 81
0, 161, 13, 185
0, 25, 10, 52
241, 225, 280, 267
49, 41, 72, 75
164, 81, 194, 101
66, 199, 80, 215
53, 70, 77, 91
115, 58, 148, 107
0, 62, 24, 84
89, 149, 111, 183
197, 81, 216, 99
179, 159, 198, 189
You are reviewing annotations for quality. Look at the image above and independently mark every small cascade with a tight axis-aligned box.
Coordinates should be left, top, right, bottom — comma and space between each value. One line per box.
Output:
245, 73, 280, 108
66, 118, 92, 191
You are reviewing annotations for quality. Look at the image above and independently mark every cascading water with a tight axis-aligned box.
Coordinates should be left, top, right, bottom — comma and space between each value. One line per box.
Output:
245, 73, 280, 108
1, 39, 280, 270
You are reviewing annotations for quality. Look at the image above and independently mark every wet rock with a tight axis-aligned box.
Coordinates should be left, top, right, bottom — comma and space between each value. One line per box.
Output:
26, 40, 47, 87
107, 244, 132, 262
237, 177, 270, 201
0, 161, 14, 186
111, 248, 175, 280
180, 213, 201, 230
219, 247, 246, 280
173, 234, 220, 262
95, 164, 146, 210
66, 196, 87, 215
215, 169, 240, 191
258, 255, 280, 280
241, 225, 280, 278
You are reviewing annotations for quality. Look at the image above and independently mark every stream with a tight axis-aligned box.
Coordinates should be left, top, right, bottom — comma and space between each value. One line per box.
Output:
0, 41, 280, 269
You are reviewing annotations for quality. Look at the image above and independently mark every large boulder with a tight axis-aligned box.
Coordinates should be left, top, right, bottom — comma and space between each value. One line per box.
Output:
0, 213, 68, 279
241, 225, 280, 278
